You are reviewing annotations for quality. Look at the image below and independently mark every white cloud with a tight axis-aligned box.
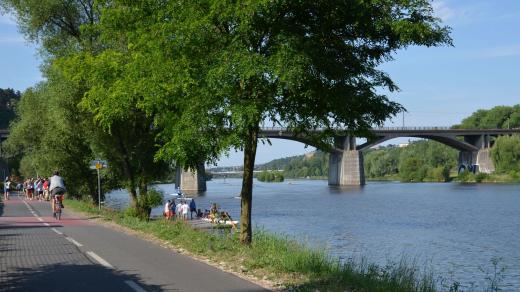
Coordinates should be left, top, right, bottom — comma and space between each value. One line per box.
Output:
432, 1, 457, 21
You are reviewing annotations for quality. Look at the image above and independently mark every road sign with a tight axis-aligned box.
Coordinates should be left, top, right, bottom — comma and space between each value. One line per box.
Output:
90, 160, 108, 170
89, 159, 108, 210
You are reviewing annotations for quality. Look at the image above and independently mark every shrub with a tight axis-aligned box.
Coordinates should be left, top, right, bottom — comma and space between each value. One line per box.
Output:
135, 188, 164, 219
458, 170, 475, 183
475, 172, 488, 183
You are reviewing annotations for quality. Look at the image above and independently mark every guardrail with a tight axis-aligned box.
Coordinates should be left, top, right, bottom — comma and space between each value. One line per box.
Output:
260, 126, 520, 132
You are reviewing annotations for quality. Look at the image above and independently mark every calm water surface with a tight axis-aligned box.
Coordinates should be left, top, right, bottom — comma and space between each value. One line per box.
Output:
106, 179, 520, 290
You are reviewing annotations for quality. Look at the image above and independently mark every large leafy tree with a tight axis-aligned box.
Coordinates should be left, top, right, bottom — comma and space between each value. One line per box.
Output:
132, 0, 451, 243
4, 69, 98, 199
2, 0, 168, 215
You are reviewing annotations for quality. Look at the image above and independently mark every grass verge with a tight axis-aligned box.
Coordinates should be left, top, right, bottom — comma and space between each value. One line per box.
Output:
65, 199, 436, 291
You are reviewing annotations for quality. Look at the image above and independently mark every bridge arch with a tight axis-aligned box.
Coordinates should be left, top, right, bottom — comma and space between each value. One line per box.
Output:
357, 134, 479, 152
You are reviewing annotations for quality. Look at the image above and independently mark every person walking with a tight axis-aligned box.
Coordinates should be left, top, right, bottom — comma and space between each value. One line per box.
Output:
4, 177, 11, 201
164, 200, 172, 220
189, 199, 197, 219
181, 200, 189, 221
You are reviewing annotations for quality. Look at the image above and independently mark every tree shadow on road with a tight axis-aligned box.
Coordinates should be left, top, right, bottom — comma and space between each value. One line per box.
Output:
1, 263, 165, 292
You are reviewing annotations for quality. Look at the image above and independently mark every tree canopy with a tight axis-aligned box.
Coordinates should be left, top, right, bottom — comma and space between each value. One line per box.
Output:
0, 88, 21, 129
3, 0, 451, 243
453, 105, 520, 129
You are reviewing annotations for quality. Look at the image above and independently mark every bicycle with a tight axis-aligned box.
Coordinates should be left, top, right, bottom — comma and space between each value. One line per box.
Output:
53, 195, 62, 220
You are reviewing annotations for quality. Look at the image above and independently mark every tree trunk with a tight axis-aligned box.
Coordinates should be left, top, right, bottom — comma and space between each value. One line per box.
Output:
239, 125, 259, 244
128, 187, 138, 208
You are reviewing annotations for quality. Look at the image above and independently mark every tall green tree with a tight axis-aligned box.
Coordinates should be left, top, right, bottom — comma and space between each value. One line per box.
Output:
4, 69, 98, 199
146, 0, 452, 244
3, 0, 167, 215
491, 136, 520, 173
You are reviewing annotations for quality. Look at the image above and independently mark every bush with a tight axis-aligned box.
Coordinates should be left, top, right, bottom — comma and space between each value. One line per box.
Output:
257, 170, 284, 182
135, 188, 164, 220
458, 170, 475, 183
123, 206, 140, 218
475, 172, 488, 183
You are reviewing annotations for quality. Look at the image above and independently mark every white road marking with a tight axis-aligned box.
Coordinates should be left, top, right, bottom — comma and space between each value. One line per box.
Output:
37, 217, 43, 222
66, 237, 83, 247
51, 228, 63, 235
124, 281, 147, 292
43, 222, 50, 226
86, 251, 113, 268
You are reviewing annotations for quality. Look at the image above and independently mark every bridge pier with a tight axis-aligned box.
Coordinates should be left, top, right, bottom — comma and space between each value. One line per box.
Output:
328, 136, 365, 186
175, 163, 207, 192
458, 134, 495, 174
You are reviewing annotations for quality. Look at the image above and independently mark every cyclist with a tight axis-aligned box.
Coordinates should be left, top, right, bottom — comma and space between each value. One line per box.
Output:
49, 171, 66, 213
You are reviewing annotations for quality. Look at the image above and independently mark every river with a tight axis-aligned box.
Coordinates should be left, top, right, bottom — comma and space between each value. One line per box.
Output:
105, 179, 520, 290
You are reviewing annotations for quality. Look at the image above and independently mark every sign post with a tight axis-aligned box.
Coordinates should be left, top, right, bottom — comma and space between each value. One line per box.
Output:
90, 160, 108, 210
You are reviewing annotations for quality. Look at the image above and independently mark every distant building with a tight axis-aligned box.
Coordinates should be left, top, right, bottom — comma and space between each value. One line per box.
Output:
398, 143, 409, 148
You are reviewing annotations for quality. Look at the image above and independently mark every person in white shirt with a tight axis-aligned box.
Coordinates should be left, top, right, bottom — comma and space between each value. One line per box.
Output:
175, 200, 182, 219
181, 201, 189, 220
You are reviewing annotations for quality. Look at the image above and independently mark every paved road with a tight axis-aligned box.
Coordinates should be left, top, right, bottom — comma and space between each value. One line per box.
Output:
0, 194, 268, 292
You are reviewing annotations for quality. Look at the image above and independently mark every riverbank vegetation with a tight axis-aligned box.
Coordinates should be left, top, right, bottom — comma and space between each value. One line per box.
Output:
256, 170, 284, 182
66, 198, 437, 291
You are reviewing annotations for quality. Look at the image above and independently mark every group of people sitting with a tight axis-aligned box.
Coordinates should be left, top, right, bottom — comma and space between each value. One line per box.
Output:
163, 198, 198, 220
204, 203, 235, 226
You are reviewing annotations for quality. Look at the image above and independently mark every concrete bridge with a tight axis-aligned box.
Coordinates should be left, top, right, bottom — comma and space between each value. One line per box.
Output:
3, 127, 519, 190
178, 126, 520, 190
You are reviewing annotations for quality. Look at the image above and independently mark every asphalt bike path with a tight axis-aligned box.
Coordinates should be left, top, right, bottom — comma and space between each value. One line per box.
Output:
0, 194, 268, 291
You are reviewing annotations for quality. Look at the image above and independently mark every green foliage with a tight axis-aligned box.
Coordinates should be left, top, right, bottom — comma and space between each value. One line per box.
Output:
457, 170, 475, 183
4, 71, 98, 200
399, 157, 427, 182
138, 188, 164, 210
428, 166, 451, 182
365, 146, 401, 178
3, 0, 169, 206
5, 0, 451, 244
261, 151, 328, 179
257, 170, 284, 182
475, 172, 488, 183
453, 105, 520, 129
364, 141, 457, 182
491, 136, 520, 173
0, 88, 21, 128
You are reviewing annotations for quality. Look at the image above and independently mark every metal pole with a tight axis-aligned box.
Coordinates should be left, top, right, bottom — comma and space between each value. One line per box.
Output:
97, 168, 101, 210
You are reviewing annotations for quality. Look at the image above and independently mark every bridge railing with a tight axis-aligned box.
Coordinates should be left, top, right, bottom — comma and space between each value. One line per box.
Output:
259, 126, 452, 132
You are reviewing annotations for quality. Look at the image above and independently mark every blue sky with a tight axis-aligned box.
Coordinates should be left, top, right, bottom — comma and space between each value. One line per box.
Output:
1, 1, 520, 166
